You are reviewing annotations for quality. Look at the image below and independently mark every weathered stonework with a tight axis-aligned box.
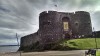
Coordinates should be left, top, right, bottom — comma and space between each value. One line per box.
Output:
19, 11, 92, 51
19, 32, 40, 51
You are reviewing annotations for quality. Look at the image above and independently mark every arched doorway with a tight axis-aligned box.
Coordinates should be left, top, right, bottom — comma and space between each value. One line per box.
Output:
62, 17, 71, 39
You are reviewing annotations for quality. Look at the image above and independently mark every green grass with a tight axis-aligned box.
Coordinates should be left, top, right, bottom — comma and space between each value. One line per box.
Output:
60, 38, 100, 50
96, 51, 100, 56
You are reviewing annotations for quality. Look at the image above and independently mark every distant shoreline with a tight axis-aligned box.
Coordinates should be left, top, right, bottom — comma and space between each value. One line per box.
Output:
0, 45, 19, 47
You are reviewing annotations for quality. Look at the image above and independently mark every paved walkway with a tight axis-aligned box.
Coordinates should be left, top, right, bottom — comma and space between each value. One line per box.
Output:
0, 50, 86, 56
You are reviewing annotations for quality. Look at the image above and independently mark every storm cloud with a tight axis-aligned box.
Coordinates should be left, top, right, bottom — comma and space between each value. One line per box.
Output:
0, 0, 100, 45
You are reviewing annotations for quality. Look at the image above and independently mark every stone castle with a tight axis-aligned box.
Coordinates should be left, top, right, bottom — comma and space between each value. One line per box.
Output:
19, 11, 92, 51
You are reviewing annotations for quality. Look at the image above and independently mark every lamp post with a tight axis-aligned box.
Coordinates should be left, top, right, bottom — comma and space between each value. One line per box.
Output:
93, 27, 97, 50
16, 33, 21, 56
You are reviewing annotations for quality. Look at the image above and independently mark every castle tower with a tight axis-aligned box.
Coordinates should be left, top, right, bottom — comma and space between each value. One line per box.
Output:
71, 11, 92, 37
75, 11, 92, 35
38, 11, 63, 44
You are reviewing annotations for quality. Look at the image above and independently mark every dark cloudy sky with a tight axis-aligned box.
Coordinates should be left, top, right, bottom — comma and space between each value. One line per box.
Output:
0, 0, 100, 45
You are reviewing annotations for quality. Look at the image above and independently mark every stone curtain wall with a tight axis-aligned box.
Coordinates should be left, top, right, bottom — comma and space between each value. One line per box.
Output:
19, 32, 40, 51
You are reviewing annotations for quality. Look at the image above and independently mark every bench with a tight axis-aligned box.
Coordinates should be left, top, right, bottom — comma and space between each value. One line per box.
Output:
85, 49, 96, 56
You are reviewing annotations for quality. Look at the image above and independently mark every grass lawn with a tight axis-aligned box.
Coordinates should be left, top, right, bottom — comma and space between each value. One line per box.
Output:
60, 38, 100, 50
96, 51, 100, 56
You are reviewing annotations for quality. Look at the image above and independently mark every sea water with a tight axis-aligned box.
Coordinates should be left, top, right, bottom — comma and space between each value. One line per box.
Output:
0, 46, 19, 52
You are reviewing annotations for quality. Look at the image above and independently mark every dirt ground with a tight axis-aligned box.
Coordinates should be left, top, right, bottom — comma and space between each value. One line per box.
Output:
0, 50, 85, 56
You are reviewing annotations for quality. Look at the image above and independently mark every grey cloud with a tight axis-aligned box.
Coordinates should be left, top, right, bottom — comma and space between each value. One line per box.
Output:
0, 34, 14, 39
28, 0, 48, 8
0, 14, 31, 30
0, 0, 41, 45
26, 0, 100, 12
0, 0, 100, 45
0, 6, 10, 12
79, 0, 99, 7
91, 11, 100, 31
0, 0, 37, 31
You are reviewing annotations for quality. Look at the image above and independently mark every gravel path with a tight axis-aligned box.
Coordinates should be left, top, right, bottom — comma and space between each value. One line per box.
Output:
0, 50, 86, 56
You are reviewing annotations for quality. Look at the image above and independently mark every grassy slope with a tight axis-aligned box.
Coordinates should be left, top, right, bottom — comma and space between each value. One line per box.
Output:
60, 38, 100, 50
97, 51, 100, 56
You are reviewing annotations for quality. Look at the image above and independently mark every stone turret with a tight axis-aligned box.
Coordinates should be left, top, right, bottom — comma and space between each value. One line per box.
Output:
75, 11, 92, 35
38, 11, 63, 44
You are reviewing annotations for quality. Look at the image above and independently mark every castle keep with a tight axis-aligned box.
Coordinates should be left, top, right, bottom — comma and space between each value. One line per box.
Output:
39, 11, 92, 44
19, 11, 92, 51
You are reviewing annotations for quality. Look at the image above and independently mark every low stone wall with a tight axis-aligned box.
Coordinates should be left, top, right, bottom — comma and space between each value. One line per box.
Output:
19, 32, 40, 51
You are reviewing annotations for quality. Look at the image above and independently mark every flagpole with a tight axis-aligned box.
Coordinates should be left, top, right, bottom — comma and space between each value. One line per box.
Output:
16, 33, 21, 56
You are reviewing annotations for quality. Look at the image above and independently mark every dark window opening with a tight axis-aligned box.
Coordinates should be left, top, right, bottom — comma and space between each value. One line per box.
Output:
75, 23, 78, 25
43, 21, 51, 25
88, 22, 90, 24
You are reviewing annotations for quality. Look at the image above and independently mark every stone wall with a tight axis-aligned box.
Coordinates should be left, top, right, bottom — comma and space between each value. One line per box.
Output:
19, 32, 40, 51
